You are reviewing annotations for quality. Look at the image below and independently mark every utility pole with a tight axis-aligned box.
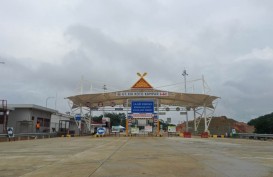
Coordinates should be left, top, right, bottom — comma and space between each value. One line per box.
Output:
182, 70, 189, 132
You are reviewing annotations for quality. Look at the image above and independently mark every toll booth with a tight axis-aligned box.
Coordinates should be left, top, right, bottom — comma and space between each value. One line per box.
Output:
58, 120, 75, 137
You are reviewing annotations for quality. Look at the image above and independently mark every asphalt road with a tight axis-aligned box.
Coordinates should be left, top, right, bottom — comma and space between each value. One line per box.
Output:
0, 137, 272, 177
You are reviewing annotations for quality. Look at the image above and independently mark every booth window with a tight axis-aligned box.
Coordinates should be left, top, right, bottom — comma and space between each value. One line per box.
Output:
37, 117, 50, 127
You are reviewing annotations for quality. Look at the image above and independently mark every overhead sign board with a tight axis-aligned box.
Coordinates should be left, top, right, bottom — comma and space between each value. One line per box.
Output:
131, 100, 154, 113
129, 113, 154, 118
116, 91, 168, 97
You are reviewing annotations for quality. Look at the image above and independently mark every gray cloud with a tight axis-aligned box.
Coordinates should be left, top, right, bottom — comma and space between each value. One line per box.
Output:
1, 1, 273, 123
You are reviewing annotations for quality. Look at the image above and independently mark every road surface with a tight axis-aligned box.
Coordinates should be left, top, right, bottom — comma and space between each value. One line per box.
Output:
0, 137, 272, 177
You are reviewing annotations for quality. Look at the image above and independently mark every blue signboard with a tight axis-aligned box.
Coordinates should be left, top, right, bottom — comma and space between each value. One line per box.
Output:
131, 100, 154, 113
97, 127, 106, 135
75, 114, 81, 121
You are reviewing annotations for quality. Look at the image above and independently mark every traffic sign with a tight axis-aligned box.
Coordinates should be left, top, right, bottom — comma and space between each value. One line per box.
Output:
97, 127, 106, 135
131, 100, 154, 113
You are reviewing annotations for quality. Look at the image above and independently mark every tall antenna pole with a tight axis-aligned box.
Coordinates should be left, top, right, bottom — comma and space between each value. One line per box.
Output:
182, 69, 189, 132
182, 70, 188, 93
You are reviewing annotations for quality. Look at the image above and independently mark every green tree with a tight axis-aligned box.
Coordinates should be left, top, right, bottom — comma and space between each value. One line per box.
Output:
92, 115, 103, 123
248, 112, 273, 134
104, 113, 126, 127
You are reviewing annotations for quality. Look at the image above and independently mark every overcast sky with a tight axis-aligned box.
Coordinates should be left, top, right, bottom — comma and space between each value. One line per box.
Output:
1, 0, 273, 123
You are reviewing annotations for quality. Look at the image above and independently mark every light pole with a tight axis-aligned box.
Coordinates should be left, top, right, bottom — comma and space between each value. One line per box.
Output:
46, 97, 55, 108
182, 70, 189, 132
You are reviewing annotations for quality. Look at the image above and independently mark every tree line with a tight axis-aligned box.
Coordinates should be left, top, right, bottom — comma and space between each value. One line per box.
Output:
248, 112, 273, 134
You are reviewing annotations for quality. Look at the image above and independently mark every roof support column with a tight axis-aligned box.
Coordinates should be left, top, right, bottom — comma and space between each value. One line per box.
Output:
126, 99, 129, 136
156, 98, 159, 136
193, 108, 197, 132
204, 107, 208, 132
126, 119, 129, 136
186, 110, 189, 132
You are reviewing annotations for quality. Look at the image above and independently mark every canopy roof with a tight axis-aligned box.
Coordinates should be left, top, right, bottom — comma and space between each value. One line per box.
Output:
67, 89, 218, 109
67, 73, 218, 109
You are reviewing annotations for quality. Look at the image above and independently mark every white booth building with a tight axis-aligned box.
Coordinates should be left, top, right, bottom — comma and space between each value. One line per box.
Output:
51, 112, 78, 134
7, 104, 57, 133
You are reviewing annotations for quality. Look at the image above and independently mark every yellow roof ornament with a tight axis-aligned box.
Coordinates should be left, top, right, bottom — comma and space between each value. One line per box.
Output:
131, 72, 153, 89
137, 72, 147, 78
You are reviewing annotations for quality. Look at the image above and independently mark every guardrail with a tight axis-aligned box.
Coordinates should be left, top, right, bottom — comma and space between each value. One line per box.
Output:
237, 133, 273, 140
0, 133, 57, 142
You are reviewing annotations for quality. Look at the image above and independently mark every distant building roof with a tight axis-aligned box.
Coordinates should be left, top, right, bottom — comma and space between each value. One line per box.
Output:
0, 106, 14, 111
8, 104, 57, 113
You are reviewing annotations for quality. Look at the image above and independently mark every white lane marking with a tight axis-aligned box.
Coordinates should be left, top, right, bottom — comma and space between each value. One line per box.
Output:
241, 157, 273, 160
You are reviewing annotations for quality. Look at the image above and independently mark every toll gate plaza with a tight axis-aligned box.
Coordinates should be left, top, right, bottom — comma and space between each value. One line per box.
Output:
1, 74, 272, 177
0, 136, 272, 177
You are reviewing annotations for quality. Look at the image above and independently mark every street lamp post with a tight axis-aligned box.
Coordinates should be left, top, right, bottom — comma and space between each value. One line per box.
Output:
46, 97, 55, 108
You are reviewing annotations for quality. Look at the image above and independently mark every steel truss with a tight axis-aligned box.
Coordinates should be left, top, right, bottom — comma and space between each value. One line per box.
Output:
194, 99, 219, 133
67, 101, 92, 133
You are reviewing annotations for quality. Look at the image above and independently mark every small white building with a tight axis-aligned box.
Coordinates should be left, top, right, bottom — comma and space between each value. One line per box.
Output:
6, 104, 78, 135
7, 104, 57, 133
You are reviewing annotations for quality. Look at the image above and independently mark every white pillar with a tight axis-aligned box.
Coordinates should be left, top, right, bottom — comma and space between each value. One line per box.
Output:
204, 107, 208, 132
193, 108, 197, 132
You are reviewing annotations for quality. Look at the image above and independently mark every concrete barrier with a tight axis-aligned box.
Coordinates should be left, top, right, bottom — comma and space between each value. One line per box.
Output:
201, 132, 209, 138
183, 132, 191, 138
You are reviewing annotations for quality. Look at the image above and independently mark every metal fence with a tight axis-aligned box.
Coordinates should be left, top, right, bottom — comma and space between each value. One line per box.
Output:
237, 133, 273, 140
0, 132, 57, 141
